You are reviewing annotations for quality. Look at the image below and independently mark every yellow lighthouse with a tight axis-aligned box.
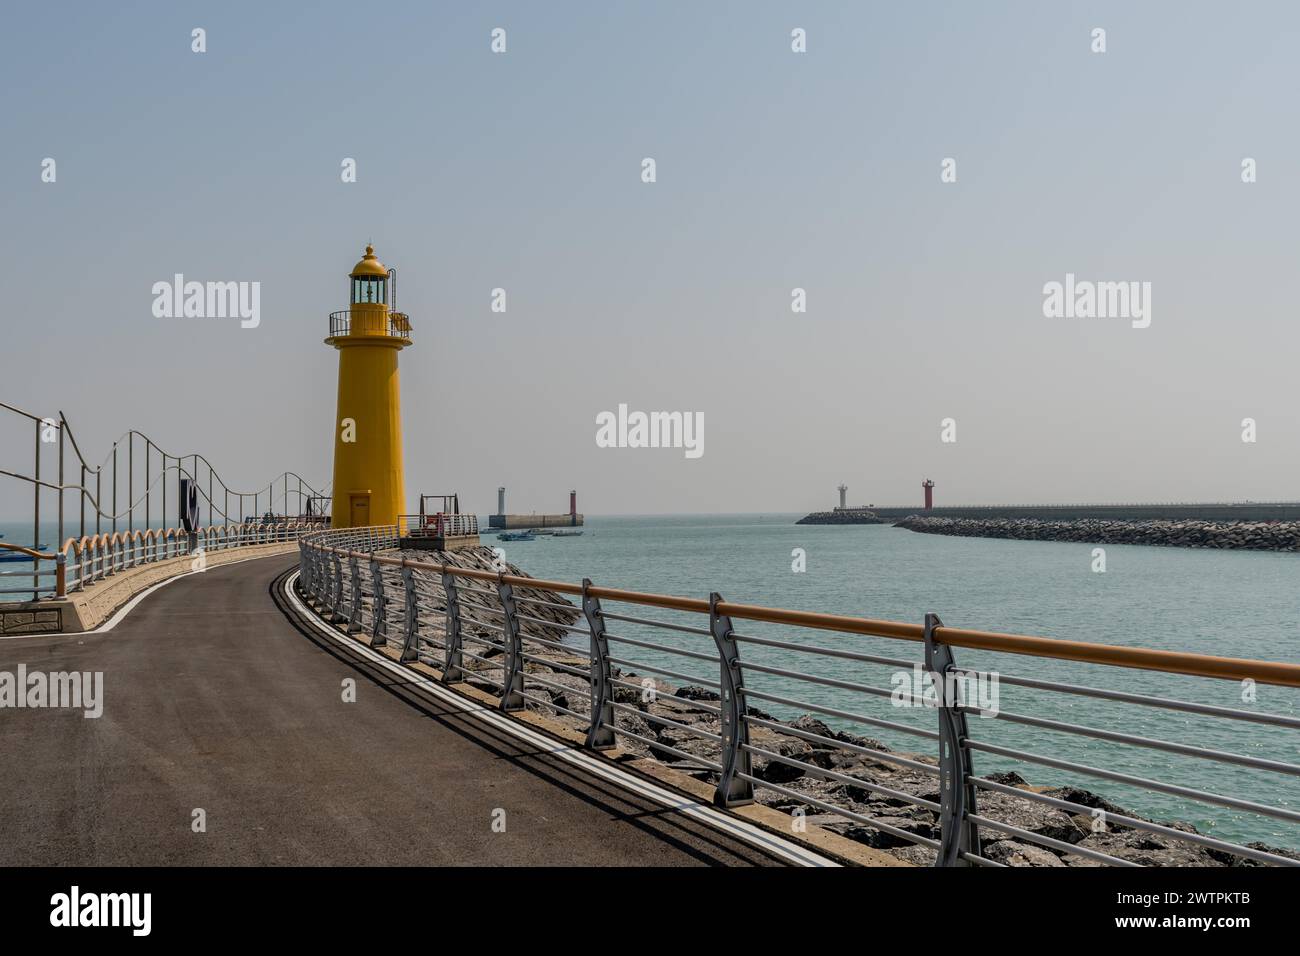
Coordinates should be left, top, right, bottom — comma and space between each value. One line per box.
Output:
326, 244, 411, 528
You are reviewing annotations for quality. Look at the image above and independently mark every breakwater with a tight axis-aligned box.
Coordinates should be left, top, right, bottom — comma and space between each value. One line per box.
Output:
796, 509, 888, 525
488, 513, 584, 529
896, 516, 1300, 551
869, 502, 1300, 521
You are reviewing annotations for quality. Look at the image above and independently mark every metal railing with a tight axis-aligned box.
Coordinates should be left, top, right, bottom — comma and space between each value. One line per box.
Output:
327, 310, 412, 340
399, 513, 479, 538
298, 526, 1300, 868
0, 522, 317, 599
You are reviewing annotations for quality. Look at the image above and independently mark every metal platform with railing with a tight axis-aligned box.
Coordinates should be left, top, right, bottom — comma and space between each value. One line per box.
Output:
399, 513, 479, 539
327, 310, 412, 342
297, 524, 1300, 868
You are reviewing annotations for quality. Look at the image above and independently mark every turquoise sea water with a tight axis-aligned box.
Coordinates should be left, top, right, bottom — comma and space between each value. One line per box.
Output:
4, 514, 1297, 851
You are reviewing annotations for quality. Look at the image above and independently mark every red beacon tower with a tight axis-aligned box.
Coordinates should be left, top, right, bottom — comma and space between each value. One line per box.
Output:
922, 479, 935, 511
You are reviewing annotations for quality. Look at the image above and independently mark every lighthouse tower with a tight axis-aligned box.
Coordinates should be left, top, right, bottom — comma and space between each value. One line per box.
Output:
326, 244, 412, 528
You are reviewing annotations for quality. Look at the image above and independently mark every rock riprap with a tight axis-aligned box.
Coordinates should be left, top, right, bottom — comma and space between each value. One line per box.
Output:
796, 510, 888, 525
895, 516, 1300, 551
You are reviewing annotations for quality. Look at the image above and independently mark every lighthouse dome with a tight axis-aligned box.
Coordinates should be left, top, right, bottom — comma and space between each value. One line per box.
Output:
350, 244, 388, 278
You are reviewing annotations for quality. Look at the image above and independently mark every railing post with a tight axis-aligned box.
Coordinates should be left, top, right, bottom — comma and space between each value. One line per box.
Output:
369, 557, 388, 648
55, 551, 66, 598
311, 548, 324, 602
496, 573, 525, 711
400, 564, 419, 662
925, 612, 980, 867
325, 550, 335, 611
347, 554, 362, 634
300, 546, 314, 599
581, 578, 615, 750
709, 592, 754, 807
330, 551, 344, 617
317, 550, 328, 604
441, 570, 464, 683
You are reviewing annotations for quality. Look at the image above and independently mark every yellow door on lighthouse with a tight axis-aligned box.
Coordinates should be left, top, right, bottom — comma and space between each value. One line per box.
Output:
349, 495, 370, 527
325, 245, 413, 528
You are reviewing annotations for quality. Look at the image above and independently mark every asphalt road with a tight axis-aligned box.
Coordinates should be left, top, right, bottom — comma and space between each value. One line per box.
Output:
0, 554, 783, 866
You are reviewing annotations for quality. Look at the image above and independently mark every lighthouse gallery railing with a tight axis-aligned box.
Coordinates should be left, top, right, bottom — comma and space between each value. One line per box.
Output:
327, 310, 412, 340
298, 525, 1300, 868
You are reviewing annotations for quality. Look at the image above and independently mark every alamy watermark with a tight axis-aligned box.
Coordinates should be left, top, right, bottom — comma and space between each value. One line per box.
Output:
0, 664, 103, 718
891, 665, 999, 716
1042, 273, 1151, 329
595, 404, 704, 459
50, 886, 150, 936
152, 275, 261, 329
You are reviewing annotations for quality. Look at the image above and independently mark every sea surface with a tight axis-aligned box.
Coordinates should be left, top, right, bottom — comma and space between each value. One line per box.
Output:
4, 513, 1297, 851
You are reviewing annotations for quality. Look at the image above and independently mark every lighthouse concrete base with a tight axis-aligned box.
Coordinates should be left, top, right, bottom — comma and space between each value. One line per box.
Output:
398, 533, 480, 552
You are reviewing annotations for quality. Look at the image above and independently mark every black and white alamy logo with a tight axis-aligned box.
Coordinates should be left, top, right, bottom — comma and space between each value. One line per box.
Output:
50, 886, 151, 936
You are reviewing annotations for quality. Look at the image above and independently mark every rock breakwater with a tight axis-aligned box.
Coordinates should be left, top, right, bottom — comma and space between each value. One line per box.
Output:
797, 510, 888, 525
895, 516, 1300, 551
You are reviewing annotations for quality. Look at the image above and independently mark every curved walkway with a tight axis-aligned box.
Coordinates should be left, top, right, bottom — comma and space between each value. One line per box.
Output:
0, 554, 790, 866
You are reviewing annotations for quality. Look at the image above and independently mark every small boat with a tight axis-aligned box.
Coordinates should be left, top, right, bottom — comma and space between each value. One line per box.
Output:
552, 530, 583, 537
497, 531, 535, 542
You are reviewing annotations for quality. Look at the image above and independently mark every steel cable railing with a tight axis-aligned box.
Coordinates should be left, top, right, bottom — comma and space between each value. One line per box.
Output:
1, 399, 330, 600
299, 525, 1300, 868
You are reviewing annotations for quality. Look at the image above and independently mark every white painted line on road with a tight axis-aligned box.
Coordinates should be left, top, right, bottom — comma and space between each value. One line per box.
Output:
283, 570, 840, 867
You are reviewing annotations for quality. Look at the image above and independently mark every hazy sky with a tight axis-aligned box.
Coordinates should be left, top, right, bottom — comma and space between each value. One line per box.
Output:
2, 1, 1297, 519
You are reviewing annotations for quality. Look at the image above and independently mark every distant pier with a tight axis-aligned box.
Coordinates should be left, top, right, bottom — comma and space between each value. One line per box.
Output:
803, 481, 1300, 525
794, 499, 1300, 551
489, 486, 584, 529
799, 496, 1300, 525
